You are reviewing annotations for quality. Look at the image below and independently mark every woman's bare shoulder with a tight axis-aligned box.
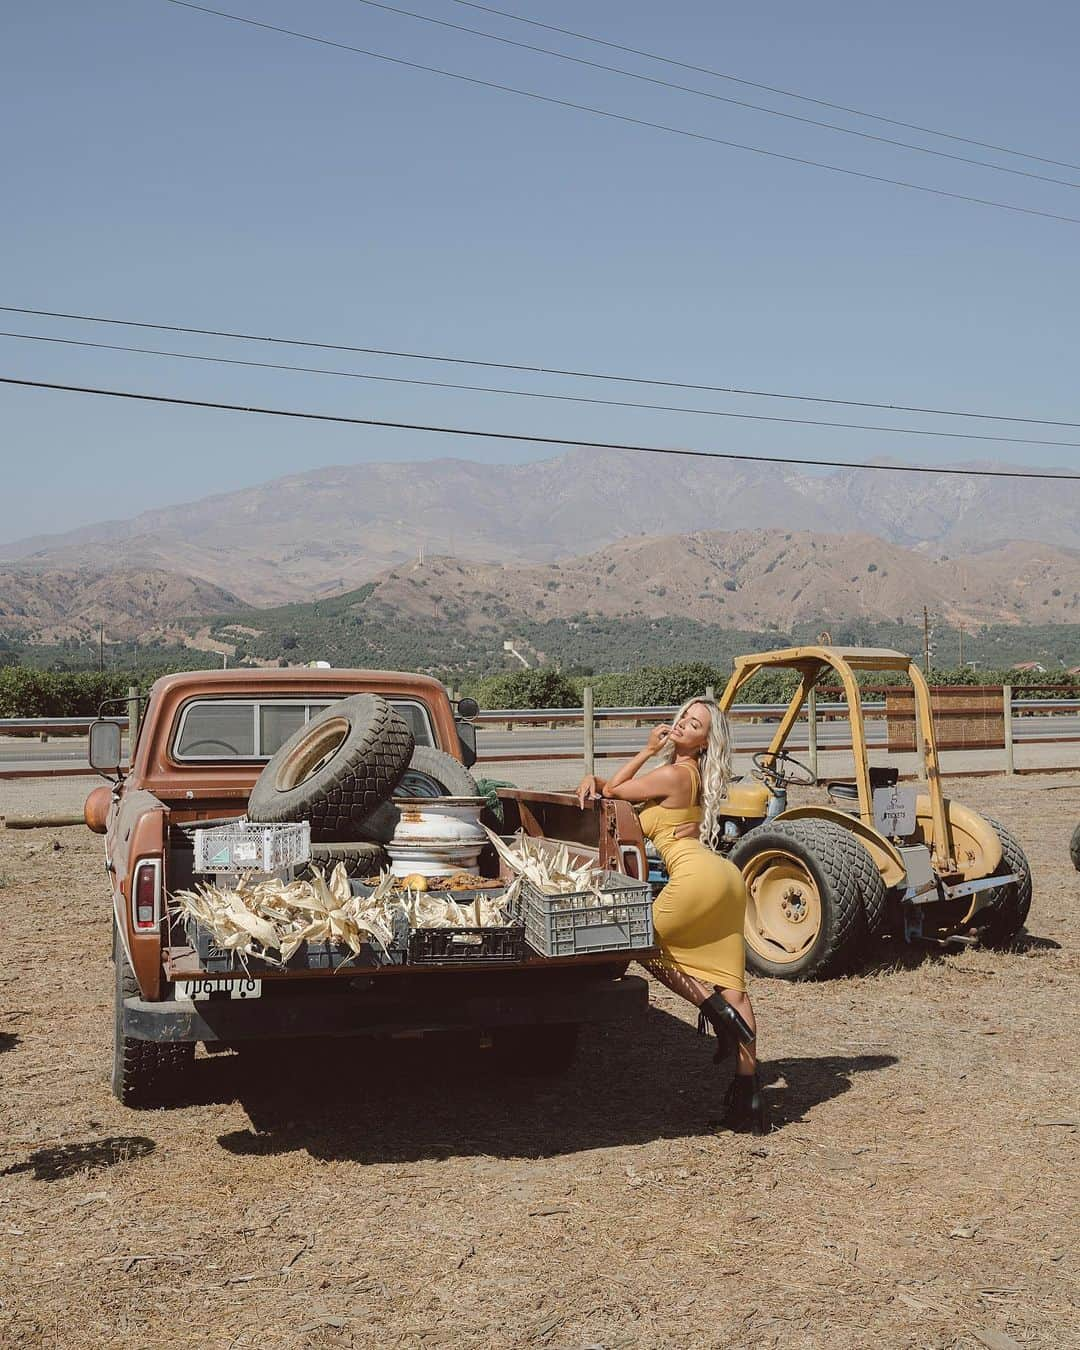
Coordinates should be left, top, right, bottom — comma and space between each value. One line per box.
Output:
604, 762, 685, 804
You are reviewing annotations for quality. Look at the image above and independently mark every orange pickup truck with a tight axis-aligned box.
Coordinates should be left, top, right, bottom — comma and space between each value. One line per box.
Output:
85, 668, 650, 1108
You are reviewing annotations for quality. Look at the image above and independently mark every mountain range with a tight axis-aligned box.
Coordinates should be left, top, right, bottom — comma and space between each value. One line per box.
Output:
2, 449, 1077, 610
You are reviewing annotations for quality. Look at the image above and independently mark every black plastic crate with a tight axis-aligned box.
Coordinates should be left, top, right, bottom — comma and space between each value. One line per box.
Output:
407, 923, 526, 965
183, 917, 401, 972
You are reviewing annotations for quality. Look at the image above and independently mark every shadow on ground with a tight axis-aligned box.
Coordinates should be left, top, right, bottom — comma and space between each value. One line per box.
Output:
205, 1006, 897, 1164
2, 1136, 155, 1182
0, 1032, 19, 1055
872, 929, 1060, 973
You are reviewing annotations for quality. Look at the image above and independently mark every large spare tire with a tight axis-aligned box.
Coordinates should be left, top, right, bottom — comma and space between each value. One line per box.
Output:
300, 841, 389, 881
355, 746, 480, 844
248, 695, 413, 842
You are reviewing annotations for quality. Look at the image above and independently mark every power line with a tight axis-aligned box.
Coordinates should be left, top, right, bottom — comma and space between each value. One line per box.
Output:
160, 1, 1080, 226
3, 373, 1079, 481
7, 327, 1080, 452
450, 0, 1080, 174
6, 302, 1080, 431
352, 0, 1080, 191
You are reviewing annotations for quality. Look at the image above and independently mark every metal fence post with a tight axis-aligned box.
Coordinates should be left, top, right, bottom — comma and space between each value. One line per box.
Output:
127, 684, 139, 761
807, 687, 818, 780
1003, 684, 1015, 775
583, 684, 595, 776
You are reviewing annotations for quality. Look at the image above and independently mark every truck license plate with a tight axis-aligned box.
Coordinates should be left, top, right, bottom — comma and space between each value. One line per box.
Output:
175, 978, 262, 1001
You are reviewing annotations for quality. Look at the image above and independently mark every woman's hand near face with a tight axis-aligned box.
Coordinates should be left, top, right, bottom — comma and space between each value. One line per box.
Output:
576, 774, 602, 808
646, 724, 672, 756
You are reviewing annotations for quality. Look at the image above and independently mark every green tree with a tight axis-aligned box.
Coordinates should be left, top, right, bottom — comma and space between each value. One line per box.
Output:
475, 668, 582, 709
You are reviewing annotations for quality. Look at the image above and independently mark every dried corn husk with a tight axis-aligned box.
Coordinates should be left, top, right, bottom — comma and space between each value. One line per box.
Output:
172, 863, 517, 968
482, 827, 627, 912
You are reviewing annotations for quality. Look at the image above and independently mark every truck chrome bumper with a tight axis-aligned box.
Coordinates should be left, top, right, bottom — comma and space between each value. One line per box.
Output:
122, 973, 649, 1043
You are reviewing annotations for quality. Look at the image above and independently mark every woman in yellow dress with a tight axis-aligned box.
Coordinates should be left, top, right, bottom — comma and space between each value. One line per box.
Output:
577, 697, 765, 1132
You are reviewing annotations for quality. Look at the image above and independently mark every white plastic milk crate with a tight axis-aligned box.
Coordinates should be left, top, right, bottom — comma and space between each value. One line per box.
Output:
193, 819, 311, 875
518, 871, 654, 958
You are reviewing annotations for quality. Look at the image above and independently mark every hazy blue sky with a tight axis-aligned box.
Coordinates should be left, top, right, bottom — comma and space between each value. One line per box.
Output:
2, 0, 1079, 542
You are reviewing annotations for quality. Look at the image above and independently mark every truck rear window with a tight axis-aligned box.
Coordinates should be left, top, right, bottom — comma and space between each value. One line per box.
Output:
173, 698, 435, 761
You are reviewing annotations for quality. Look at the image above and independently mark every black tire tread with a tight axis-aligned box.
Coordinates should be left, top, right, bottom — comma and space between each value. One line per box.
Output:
112, 932, 193, 1109
300, 841, 389, 880
850, 833, 888, 938
248, 695, 414, 842
977, 816, 1033, 947
1070, 822, 1080, 874
731, 818, 873, 979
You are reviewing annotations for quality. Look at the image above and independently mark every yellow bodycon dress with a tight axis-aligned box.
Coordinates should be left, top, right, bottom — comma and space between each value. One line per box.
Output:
638, 761, 748, 992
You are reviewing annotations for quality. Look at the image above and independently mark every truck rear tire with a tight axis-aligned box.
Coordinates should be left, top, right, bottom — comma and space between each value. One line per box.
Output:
976, 817, 1033, 947
730, 819, 871, 979
355, 747, 480, 844
490, 1023, 580, 1075
248, 695, 414, 841
112, 932, 194, 1109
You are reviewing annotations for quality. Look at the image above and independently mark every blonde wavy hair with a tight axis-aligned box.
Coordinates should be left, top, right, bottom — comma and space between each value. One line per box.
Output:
659, 696, 733, 851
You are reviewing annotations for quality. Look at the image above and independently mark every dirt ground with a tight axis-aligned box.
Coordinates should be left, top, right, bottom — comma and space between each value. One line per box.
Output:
1, 776, 1078, 1350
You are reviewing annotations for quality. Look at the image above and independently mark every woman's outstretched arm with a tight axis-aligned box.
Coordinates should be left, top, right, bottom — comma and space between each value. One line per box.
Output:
576, 725, 680, 807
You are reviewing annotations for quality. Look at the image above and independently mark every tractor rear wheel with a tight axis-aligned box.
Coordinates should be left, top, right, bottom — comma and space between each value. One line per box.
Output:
730, 819, 874, 979
975, 817, 1033, 948
1070, 823, 1080, 873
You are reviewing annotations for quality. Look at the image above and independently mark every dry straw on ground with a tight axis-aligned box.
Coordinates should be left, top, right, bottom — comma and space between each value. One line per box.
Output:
1, 774, 1077, 1348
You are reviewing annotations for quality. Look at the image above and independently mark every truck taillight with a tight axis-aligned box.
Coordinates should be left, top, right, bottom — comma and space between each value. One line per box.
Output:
132, 860, 161, 931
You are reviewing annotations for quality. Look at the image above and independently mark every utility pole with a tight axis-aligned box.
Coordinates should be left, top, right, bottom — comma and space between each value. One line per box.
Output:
98, 621, 104, 673
923, 607, 931, 674
958, 625, 964, 668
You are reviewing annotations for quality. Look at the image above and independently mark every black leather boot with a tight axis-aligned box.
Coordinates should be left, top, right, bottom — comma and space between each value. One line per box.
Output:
697, 991, 754, 1064
718, 1070, 768, 1135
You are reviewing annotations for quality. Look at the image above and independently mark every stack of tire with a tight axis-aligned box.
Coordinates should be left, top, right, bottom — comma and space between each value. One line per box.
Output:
246, 694, 481, 873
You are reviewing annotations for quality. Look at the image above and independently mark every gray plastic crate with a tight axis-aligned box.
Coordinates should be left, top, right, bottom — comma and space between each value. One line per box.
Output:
518, 872, 654, 958
193, 819, 311, 874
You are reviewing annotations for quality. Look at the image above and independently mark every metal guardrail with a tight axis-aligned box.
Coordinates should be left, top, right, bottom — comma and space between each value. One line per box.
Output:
2, 698, 1075, 735
1, 695, 1078, 779
0, 717, 127, 734
472, 702, 885, 723
475, 698, 1079, 720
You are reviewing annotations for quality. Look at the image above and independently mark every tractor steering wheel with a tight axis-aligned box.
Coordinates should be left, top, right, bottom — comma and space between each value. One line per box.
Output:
752, 749, 817, 788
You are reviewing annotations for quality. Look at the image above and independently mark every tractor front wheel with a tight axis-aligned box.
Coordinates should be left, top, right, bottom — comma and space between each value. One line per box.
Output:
730, 819, 873, 979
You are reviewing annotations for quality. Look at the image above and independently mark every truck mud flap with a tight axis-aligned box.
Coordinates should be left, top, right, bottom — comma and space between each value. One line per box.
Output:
122, 973, 649, 1043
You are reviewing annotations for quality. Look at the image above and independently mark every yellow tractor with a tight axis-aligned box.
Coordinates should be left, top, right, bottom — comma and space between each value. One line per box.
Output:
706, 646, 1031, 978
